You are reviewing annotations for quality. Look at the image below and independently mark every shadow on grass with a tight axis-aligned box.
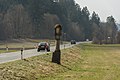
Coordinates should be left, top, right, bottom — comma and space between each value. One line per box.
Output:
23, 59, 29, 62
60, 64, 72, 70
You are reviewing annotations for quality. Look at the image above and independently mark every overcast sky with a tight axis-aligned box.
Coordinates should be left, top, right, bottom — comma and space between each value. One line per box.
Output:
75, 0, 120, 23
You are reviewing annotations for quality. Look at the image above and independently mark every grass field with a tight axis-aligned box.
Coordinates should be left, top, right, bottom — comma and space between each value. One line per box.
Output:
0, 39, 68, 54
0, 50, 17, 53
0, 39, 56, 53
0, 39, 55, 48
0, 43, 120, 80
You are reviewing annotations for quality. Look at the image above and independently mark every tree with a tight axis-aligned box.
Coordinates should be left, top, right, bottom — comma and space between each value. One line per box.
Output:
0, 13, 5, 40
116, 31, 120, 44
91, 11, 103, 44
0, 0, 101, 41
81, 7, 92, 40
3, 4, 33, 39
106, 16, 118, 43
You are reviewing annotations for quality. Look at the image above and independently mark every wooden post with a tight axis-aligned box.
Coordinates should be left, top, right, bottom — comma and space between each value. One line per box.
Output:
52, 24, 62, 64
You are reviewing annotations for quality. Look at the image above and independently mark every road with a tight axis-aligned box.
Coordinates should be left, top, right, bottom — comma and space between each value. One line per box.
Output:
0, 42, 80, 64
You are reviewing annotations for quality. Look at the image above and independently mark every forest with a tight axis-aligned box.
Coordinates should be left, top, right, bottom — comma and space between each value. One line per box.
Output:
0, 0, 119, 44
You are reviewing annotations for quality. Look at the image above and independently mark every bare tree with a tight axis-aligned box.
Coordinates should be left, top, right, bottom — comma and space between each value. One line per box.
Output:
3, 4, 33, 39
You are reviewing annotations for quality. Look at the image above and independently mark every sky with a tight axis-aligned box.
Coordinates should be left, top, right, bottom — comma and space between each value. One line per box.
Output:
75, 0, 120, 23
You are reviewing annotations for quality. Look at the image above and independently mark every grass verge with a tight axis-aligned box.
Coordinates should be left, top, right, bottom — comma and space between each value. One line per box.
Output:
0, 43, 120, 80
0, 50, 17, 54
0, 39, 56, 53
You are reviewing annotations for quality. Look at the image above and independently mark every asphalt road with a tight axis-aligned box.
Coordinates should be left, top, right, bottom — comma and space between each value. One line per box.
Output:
0, 42, 80, 64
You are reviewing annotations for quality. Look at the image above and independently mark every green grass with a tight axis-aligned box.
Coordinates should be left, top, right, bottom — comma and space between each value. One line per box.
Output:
0, 50, 17, 53
0, 39, 56, 48
0, 39, 56, 53
0, 39, 68, 54
0, 43, 120, 80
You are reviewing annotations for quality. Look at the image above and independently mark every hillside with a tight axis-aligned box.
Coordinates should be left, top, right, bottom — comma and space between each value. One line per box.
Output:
0, 0, 97, 41
0, 0, 118, 43
0, 43, 120, 80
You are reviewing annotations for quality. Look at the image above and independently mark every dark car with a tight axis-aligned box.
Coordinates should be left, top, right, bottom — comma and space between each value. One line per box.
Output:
71, 40, 76, 44
37, 42, 50, 52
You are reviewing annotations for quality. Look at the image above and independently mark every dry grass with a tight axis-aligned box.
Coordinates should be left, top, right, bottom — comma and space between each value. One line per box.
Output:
0, 45, 80, 80
0, 43, 120, 80
0, 50, 17, 53
0, 39, 56, 53
0, 39, 55, 48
